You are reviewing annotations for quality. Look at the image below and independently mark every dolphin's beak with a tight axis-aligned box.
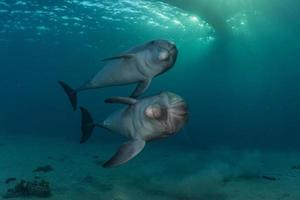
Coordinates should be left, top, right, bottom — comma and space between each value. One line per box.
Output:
163, 92, 188, 134
168, 42, 177, 53
169, 45, 178, 62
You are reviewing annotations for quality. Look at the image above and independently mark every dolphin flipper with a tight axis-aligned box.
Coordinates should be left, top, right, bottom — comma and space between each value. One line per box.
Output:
131, 79, 151, 98
105, 97, 137, 105
58, 81, 77, 111
103, 139, 145, 168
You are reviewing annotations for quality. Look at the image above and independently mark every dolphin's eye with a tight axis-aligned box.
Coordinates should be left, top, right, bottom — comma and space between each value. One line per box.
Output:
158, 51, 169, 61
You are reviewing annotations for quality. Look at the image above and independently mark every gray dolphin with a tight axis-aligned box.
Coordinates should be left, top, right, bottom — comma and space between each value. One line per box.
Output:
59, 40, 178, 110
80, 91, 188, 168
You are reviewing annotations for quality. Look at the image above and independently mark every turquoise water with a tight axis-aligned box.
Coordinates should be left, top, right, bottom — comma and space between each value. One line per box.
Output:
1, 0, 300, 199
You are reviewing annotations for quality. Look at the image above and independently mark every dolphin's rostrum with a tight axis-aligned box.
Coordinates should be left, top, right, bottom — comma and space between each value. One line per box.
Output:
80, 92, 188, 168
59, 40, 178, 110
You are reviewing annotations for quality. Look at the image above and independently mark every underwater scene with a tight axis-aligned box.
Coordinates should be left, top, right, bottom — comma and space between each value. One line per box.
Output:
1, 0, 300, 199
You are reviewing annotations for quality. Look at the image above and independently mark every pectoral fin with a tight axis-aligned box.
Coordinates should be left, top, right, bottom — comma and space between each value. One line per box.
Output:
105, 97, 137, 105
130, 79, 151, 98
103, 139, 145, 168
101, 54, 135, 62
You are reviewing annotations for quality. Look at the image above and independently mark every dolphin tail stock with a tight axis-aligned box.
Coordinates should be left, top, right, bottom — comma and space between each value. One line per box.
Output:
58, 80, 78, 111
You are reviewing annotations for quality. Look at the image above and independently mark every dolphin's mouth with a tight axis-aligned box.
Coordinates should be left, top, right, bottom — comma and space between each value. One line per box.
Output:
169, 46, 178, 59
156, 44, 178, 70
166, 45, 178, 66
168, 44, 177, 53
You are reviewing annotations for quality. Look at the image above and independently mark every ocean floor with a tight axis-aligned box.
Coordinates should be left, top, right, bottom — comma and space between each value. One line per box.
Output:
1, 135, 300, 200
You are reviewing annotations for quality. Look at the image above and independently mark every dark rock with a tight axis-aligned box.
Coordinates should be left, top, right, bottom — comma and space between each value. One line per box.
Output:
5, 178, 17, 184
33, 165, 53, 173
291, 165, 300, 170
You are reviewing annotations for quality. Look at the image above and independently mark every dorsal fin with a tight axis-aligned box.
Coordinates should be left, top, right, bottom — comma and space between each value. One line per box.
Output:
101, 54, 135, 62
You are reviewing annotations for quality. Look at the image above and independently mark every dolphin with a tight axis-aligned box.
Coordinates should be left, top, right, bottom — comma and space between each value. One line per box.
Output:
79, 91, 188, 168
59, 40, 178, 111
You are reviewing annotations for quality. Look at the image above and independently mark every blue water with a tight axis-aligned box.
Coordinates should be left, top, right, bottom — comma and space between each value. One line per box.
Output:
1, 0, 300, 199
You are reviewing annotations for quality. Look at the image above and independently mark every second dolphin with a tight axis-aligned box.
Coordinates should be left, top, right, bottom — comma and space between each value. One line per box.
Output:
79, 91, 188, 168
59, 40, 178, 110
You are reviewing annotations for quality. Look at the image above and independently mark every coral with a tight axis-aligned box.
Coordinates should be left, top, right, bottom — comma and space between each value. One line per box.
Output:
2, 179, 51, 198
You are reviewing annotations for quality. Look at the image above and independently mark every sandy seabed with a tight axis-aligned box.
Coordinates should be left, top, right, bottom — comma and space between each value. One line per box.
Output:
0, 135, 300, 200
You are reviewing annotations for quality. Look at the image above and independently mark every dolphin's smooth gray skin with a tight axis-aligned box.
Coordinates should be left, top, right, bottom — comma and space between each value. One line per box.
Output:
59, 40, 178, 110
79, 91, 188, 168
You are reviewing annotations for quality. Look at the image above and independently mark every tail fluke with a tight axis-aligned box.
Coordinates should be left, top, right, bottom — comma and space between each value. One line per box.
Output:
58, 81, 77, 111
79, 107, 96, 144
